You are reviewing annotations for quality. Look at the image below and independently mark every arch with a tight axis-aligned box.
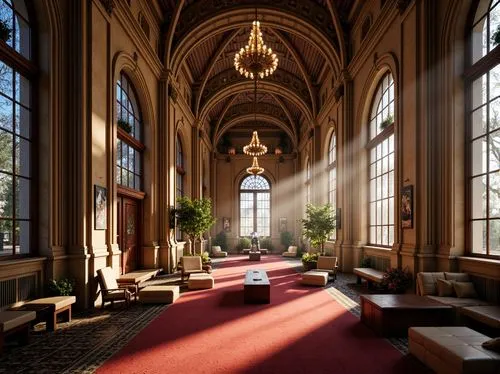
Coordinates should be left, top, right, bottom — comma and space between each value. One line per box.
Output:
323, 121, 337, 157
240, 175, 271, 190
214, 115, 297, 149
169, 9, 341, 79
238, 174, 272, 237
200, 80, 314, 124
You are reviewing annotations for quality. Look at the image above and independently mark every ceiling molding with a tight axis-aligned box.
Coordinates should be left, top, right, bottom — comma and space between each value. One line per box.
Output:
270, 29, 317, 116
164, 0, 184, 66
194, 28, 241, 116
269, 93, 297, 138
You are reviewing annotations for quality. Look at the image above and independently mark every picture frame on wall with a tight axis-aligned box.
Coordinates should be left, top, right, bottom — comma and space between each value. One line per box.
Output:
94, 185, 107, 230
279, 217, 287, 232
223, 217, 231, 232
401, 185, 413, 229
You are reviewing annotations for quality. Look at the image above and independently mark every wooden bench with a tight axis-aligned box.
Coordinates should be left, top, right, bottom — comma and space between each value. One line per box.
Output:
13, 296, 76, 331
0, 311, 36, 354
353, 267, 385, 288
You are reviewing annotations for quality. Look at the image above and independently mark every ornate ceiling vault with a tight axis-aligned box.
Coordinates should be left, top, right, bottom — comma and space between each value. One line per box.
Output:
159, 0, 355, 153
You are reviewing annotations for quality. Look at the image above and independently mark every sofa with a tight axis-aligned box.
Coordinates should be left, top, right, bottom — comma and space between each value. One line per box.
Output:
416, 272, 499, 327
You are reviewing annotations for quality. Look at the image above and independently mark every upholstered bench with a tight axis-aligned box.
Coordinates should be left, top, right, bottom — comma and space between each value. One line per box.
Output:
139, 285, 179, 304
188, 273, 214, 290
0, 311, 36, 353
353, 267, 384, 288
301, 271, 328, 286
21, 296, 76, 331
409, 326, 500, 374
460, 305, 500, 329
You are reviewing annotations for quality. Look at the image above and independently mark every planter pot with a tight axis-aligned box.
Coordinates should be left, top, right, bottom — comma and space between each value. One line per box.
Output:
302, 261, 317, 272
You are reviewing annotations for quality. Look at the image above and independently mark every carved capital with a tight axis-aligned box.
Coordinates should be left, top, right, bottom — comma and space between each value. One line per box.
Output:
99, 0, 115, 15
168, 83, 178, 103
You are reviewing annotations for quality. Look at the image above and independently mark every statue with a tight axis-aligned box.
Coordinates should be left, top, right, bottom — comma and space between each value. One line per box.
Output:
250, 232, 260, 252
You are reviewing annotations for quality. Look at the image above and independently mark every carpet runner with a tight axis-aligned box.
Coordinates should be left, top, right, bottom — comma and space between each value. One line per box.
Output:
97, 255, 428, 374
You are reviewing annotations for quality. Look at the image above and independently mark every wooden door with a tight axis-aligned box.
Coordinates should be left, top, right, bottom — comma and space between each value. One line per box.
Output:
118, 196, 139, 274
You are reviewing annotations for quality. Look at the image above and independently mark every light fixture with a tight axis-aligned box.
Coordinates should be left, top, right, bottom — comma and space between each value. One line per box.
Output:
243, 130, 267, 156
246, 157, 264, 176
234, 8, 278, 80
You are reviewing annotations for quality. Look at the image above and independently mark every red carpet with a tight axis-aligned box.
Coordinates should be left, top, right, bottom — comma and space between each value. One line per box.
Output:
97, 256, 428, 374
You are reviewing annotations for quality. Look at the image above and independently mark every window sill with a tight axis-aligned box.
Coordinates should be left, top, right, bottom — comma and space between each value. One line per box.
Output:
457, 256, 500, 280
364, 245, 392, 252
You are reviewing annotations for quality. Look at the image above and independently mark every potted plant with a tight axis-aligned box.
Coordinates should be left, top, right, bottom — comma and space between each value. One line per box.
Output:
382, 267, 412, 293
379, 114, 394, 129
47, 278, 74, 296
117, 118, 132, 134
260, 237, 274, 253
175, 196, 216, 255
201, 251, 211, 265
213, 231, 228, 251
0, 20, 12, 42
301, 203, 336, 255
302, 252, 319, 271
236, 237, 251, 253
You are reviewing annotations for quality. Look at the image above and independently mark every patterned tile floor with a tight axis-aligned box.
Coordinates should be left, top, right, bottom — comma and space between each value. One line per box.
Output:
0, 257, 407, 373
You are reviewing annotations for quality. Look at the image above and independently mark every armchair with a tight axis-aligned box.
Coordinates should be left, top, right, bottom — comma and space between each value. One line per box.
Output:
211, 246, 228, 258
315, 256, 339, 281
180, 256, 207, 281
282, 246, 298, 258
97, 267, 136, 309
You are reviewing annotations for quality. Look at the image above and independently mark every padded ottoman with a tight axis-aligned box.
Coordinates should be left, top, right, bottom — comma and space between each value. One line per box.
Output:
409, 326, 500, 374
301, 271, 328, 286
249, 252, 261, 261
188, 273, 214, 290
139, 285, 179, 304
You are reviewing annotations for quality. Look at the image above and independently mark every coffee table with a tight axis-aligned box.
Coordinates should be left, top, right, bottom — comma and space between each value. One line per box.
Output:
244, 269, 270, 304
360, 294, 452, 337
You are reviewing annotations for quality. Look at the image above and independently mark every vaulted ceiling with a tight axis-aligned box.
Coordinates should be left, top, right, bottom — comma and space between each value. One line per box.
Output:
159, 0, 357, 153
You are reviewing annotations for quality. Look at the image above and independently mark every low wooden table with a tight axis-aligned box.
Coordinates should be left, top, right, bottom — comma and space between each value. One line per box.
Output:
244, 269, 270, 304
360, 294, 452, 337
249, 251, 261, 261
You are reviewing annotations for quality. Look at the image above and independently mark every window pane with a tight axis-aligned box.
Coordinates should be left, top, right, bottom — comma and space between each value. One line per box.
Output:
0, 129, 13, 172
489, 130, 500, 171
0, 172, 13, 218
471, 175, 487, 219
471, 137, 488, 175
0, 218, 12, 256
490, 172, 500, 217
491, 98, 500, 132
472, 106, 487, 138
471, 220, 487, 254
472, 74, 487, 109
490, 219, 500, 255
0, 62, 13, 98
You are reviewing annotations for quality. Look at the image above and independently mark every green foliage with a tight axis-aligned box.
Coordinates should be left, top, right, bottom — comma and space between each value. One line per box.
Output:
280, 231, 293, 248
360, 257, 372, 268
493, 25, 500, 46
201, 251, 211, 264
117, 118, 132, 133
48, 278, 74, 296
175, 197, 216, 243
301, 203, 336, 254
380, 114, 394, 129
236, 237, 251, 252
382, 267, 412, 293
301, 252, 319, 263
213, 231, 228, 251
0, 20, 12, 42
260, 237, 274, 252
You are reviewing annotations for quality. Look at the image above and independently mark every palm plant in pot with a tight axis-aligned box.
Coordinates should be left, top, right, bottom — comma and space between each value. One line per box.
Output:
175, 196, 216, 255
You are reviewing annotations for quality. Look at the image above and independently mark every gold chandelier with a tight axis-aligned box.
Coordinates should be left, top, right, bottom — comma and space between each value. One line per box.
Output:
243, 131, 267, 156
234, 9, 278, 80
246, 157, 265, 176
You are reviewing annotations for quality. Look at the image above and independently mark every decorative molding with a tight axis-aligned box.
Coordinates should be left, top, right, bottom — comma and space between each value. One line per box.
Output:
169, 83, 178, 103
99, 0, 115, 15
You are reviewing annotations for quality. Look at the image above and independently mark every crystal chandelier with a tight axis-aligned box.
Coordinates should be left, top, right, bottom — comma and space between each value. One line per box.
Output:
246, 157, 265, 176
234, 9, 278, 80
243, 131, 267, 156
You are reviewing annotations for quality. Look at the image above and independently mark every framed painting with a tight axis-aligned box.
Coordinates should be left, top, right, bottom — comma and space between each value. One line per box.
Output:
223, 217, 231, 232
94, 185, 107, 230
279, 217, 287, 232
401, 185, 413, 229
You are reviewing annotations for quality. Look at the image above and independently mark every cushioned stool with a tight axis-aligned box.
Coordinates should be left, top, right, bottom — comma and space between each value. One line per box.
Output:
301, 271, 328, 286
0, 311, 36, 353
188, 273, 214, 290
139, 285, 179, 304
409, 326, 500, 374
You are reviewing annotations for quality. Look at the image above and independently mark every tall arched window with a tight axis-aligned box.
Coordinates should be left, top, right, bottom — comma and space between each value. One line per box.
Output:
305, 159, 311, 204
327, 133, 337, 240
468, 0, 500, 257
116, 72, 143, 190
176, 134, 185, 240
367, 72, 395, 247
0, 0, 33, 257
240, 175, 270, 236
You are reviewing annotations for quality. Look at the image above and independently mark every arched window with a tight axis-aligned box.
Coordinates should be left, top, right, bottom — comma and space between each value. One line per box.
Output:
0, 0, 33, 257
176, 134, 185, 240
305, 159, 311, 204
116, 72, 143, 190
367, 72, 395, 247
327, 133, 337, 240
468, 0, 500, 257
240, 175, 270, 237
